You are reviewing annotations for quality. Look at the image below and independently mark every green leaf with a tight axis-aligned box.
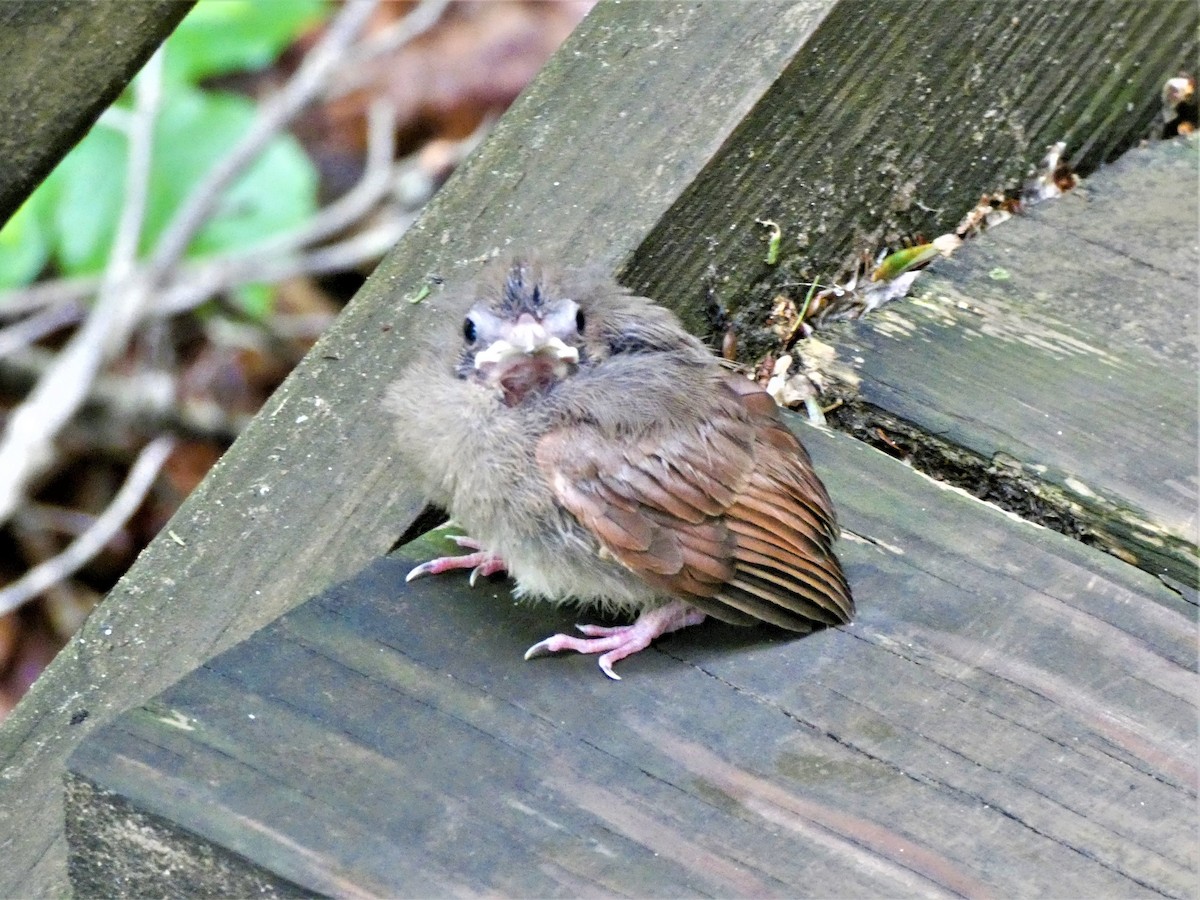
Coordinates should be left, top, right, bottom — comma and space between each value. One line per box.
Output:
51, 125, 127, 275
190, 118, 318, 257
871, 243, 938, 282
143, 85, 317, 260
0, 186, 54, 290
23, 0, 324, 282
165, 0, 328, 85
43, 84, 317, 278
231, 282, 275, 320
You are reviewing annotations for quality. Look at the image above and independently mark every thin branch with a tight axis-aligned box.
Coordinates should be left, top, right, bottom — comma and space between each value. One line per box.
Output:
250, 97, 399, 257
146, 111, 494, 315
0, 276, 95, 319
0, 7, 485, 325
392, 111, 494, 203
154, 213, 414, 317
103, 47, 160, 301
0, 301, 84, 359
0, 100, 398, 320
331, 0, 452, 98
0, 1, 382, 530
0, 0, 458, 532
0, 436, 176, 617
0, 50, 165, 527
277, 214, 414, 279
0, 5, 381, 322
143, 0, 381, 287
0, 122, 433, 335
0, 347, 251, 442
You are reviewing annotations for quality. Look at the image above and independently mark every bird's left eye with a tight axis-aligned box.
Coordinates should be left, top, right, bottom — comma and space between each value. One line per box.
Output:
575, 308, 586, 333
463, 317, 477, 342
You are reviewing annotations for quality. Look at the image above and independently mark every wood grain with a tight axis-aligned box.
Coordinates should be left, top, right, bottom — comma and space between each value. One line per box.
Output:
623, 0, 1198, 348
66, 425, 1197, 896
0, 4, 846, 893
0, 1, 193, 225
826, 136, 1199, 586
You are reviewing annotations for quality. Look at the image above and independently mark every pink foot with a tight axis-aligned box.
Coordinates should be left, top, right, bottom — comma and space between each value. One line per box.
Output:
406, 536, 507, 587
523, 600, 707, 680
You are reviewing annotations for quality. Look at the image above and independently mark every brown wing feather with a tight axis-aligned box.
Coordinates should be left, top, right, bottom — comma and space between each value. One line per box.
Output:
536, 374, 853, 629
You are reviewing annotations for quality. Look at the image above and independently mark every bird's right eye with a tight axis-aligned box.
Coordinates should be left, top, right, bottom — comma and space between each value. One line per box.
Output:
463, 317, 477, 342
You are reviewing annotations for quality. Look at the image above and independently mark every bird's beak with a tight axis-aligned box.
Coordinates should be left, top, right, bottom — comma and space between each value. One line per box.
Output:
474, 315, 579, 369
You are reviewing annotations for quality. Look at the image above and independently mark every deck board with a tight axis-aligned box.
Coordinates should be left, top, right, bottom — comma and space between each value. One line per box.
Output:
66, 426, 1198, 897
827, 136, 1200, 586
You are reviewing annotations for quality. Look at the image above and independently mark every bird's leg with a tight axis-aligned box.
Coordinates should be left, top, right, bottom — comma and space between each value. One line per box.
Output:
524, 599, 707, 680
405, 536, 507, 587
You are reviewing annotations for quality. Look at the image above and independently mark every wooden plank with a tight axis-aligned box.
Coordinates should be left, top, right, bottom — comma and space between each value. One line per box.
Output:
825, 136, 1199, 587
0, 1, 193, 225
65, 777, 311, 899
66, 425, 1197, 896
623, 0, 1198, 341
3, 1, 1194, 894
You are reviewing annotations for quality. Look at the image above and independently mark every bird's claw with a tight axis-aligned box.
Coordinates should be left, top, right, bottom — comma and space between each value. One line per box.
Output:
523, 628, 626, 680
523, 603, 707, 681
405, 536, 507, 585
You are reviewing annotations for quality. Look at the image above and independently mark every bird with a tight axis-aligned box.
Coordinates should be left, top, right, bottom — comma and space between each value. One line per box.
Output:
385, 257, 852, 679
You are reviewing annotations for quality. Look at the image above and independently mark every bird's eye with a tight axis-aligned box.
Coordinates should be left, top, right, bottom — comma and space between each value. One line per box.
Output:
575, 308, 586, 333
463, 317, 477, 342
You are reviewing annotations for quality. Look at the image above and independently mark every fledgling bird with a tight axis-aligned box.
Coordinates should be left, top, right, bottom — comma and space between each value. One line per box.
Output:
386, 258, 852, 679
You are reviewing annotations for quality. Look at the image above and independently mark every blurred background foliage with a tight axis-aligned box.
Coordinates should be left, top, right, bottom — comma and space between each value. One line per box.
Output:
0, 0, 324, 310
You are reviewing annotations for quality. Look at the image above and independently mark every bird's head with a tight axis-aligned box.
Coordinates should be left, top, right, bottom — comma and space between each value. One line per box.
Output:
457, 260, 587, 406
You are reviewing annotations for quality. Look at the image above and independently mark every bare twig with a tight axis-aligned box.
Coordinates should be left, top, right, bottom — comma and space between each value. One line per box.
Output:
331, 0, 452, 98
278, 214, 413, 280
0, 2, 382, 532
103, 49, 159, 305
0, 12, 488, 329
105, 112, 488, 318
0, 0, 470, 543
0, 347, 251, 442
0, 436, 176, 617
154, 213, 414, 317
250, 97, 400, 256
0, 277, 95, 319
0, 301, 84, 359
143, 0, 381, 286
0, 0, 456, 325
0, 99, 399, 321
0, 50, 165, 527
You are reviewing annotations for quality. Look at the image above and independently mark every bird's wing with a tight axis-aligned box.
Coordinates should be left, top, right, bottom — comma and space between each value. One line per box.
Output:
536, 374, 853, 630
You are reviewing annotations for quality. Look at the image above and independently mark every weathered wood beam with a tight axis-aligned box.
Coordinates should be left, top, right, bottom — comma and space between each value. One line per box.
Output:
623, 0, 1198, 348
826, 137, 1199, 588
0, 1, 193, 226
64, 426, 1196, 895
